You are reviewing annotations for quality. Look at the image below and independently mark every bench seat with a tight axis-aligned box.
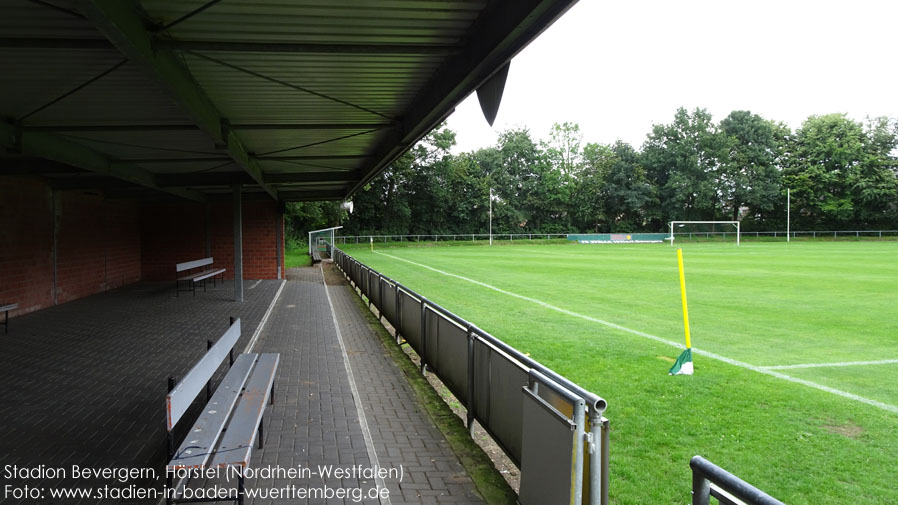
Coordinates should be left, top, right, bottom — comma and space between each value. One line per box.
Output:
1, 303, 16, 334
167, 353, 279, 470
164, 319, 279, 504
175, 258, 226, 296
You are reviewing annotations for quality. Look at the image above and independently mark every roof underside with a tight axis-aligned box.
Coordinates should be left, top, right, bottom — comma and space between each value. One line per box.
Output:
0, 0, 577, 203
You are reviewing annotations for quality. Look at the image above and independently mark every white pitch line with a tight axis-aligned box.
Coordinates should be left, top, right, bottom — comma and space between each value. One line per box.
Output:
321, 266, 391, 505
373, 251, 898, 415
762, 359, 898, 370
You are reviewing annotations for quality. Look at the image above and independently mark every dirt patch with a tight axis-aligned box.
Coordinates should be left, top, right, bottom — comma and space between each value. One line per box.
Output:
657, 355, 676, 363
822, 422, 864, 439
320, 260, 349, 285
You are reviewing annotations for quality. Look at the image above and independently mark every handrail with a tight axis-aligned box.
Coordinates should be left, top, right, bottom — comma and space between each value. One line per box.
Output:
330, 244, 610, 505
691, 456, 786, 505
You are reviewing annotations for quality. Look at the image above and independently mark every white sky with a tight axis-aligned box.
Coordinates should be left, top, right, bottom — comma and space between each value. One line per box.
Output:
447, 0, 898, 153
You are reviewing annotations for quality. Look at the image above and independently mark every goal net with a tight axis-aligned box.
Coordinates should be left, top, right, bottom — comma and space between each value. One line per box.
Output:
669, 221, 740, 246
308, 226, 343, 256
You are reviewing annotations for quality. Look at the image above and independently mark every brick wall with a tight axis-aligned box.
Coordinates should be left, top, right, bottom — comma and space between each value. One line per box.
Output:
0, 177, 142, 316
140, 197, 283, 281
0, 178, 54, 315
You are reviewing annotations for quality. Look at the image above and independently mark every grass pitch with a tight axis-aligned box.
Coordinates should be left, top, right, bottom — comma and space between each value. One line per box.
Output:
342, 241, 898, 505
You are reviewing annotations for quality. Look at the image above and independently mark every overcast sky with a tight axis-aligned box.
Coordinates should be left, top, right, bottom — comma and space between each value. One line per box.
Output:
447, 0, 898, 154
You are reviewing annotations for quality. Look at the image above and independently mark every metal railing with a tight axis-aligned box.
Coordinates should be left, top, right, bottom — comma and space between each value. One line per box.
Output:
331, 230, 898, 244
329, 244, 609, 505
691, 456, 786, 505
332, 233, 570, 244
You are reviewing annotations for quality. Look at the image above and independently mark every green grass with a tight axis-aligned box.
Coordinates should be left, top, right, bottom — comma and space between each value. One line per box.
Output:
284, 246, 312, 269
341, 241, 898, 505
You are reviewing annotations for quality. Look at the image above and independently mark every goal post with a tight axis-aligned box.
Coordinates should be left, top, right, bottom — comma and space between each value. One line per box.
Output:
308, 226, 343, 256
669, 221, 740, 246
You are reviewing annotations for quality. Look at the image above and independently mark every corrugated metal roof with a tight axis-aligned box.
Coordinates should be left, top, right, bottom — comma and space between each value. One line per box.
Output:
0, 0, 578, 202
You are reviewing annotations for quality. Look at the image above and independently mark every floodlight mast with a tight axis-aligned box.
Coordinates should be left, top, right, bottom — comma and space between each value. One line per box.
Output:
669, 221, 740, 246
489, 187, 493, 246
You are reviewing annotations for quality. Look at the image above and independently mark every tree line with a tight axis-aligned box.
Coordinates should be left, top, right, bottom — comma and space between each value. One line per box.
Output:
286, 108, 898, 240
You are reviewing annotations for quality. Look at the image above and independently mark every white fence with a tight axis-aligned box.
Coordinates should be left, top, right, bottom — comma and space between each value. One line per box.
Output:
332, 230, 898, 244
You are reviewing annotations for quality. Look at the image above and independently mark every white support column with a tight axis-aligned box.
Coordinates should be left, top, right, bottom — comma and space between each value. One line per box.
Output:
233, 185, 244, 302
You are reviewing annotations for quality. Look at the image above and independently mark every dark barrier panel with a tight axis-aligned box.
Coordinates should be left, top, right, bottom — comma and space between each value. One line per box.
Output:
399, 290, 423, 355
519, 387, 577, 505
369, 270, 381, 308
360, 265, 370, 298
434, 314, 469, 405
424, 307, 439, 367
330, 245, 608, 505
381, 280, 398, 327
483, 346, 528, 464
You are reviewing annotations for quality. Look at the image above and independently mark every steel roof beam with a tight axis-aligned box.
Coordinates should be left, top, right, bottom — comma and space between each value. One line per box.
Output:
113, 154, 370, 164
351, 0, 578, 196
25, 122, 393, 132
277, 189, 345, 202
77, 0, 277, 200
0, 36, 457, 56
156, 171, 356, 188
155, 40, 458, 56
0, 122, 206, 202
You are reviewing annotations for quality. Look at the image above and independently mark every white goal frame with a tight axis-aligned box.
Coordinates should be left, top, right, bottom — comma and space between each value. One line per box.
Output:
308, 226, 343, 255
669, 221, 740, 246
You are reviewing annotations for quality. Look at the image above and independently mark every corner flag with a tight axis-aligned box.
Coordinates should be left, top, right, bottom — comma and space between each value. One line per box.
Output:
670, 248, 694, 375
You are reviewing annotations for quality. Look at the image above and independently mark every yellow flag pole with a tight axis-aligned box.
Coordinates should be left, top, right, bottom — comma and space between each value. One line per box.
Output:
677, 248, 691, 349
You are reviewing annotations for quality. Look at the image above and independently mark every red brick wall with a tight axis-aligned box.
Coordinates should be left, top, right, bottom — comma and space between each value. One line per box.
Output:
0, 177, 142, 316
55, 193, 141, 304
140, 197, 283, 281
0, 178, 54, 315
139, 202, 206, 281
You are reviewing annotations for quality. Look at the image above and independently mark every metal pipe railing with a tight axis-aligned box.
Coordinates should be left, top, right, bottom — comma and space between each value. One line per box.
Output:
330, 245, 609, 504
691, 456, 786, 505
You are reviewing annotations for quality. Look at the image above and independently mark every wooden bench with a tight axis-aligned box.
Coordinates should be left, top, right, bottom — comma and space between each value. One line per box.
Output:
0, 303, 16, 334
310, 248, 322, 264
165, 318, 279, 505
175, 258, 226, 297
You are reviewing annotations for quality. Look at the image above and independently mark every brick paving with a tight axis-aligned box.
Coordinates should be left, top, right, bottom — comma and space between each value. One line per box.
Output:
0, 266, 487, 505
0, 279, 280, 504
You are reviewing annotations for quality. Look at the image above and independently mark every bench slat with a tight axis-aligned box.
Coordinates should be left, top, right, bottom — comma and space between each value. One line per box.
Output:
176, 257, 214, 272
167, 319, 241, 430
0, 303, 16, 312
209, 353, 279, 468
193, 268, 226, 282
167, 354, 256, 470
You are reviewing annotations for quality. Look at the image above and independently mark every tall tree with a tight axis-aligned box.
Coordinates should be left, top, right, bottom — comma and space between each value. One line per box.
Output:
641, 107, 726, 222
718, 110, 787, 224
784, 114, 897, 228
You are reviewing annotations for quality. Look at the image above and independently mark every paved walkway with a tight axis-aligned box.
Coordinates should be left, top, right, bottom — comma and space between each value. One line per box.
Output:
239, 265, 484, 504
0, 266, 486, 505
0, 279, 280, 503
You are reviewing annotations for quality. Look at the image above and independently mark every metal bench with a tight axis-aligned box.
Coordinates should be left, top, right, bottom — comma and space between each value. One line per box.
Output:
165, 318, 279, 505
0, 303, 16, 334
175, 257, 226, 296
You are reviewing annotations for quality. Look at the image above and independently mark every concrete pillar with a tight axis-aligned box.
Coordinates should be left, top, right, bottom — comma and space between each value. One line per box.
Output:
233, 185, 243, 302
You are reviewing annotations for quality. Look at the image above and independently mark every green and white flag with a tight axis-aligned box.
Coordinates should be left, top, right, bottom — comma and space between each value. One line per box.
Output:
669, 348, 693, 375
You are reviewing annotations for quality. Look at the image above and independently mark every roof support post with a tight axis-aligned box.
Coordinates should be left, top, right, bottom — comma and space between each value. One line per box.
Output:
233, 184, 244, 302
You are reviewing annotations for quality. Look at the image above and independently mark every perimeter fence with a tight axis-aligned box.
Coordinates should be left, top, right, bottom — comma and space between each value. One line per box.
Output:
329, 243, 610, 505
332, 230, 898, 244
